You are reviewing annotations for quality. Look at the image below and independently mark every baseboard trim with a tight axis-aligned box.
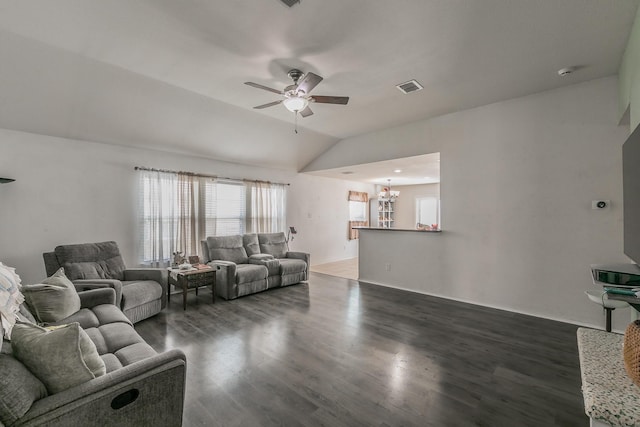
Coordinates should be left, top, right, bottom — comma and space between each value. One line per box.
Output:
356, 277, 615, 332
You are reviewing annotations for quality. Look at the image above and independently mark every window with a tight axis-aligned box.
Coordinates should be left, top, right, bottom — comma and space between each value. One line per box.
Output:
349, 200, 367, 221
212, 181, 246, 236
138, 171, 285, 265
348, 191, 369, 240
416, 197, 440, 230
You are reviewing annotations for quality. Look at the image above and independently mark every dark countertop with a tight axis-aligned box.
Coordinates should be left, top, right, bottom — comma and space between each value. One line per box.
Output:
354, 227, 442, 233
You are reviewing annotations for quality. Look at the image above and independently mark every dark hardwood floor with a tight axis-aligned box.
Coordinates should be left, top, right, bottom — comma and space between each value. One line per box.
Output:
135, 273, 586, 427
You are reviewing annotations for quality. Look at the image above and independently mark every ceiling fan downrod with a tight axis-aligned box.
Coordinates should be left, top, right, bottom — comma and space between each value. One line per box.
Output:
288, 69, 304, 86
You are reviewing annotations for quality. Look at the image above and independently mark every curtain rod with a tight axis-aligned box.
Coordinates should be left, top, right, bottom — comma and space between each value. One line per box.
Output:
134, 166, 290, 186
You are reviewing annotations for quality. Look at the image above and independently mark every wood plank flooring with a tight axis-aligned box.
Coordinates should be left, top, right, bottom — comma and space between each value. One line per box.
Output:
135, 273, 587, 427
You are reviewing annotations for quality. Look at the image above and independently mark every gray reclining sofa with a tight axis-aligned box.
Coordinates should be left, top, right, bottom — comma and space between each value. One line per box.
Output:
200, 232, 310, 300
0, 287, 186, 427
43, 241, 167, 324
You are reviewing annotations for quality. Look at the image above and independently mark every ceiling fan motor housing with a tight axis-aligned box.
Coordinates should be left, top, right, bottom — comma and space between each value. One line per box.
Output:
288, 69, 304, 85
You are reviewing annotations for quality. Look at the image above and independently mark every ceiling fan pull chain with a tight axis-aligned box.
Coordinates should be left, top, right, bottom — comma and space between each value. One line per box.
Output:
295, 111, 298, 134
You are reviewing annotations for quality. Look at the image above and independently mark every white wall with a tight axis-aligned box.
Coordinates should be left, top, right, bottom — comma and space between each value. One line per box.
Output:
391, 183, 440, 229
0, 128, 373, 285
311, 76, 632, 331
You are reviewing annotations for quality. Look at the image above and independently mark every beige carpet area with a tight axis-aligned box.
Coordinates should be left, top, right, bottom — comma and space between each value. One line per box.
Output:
309, 257, 358, 280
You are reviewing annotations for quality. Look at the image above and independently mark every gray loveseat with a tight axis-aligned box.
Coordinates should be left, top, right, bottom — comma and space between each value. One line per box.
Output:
43, 241, 167, 324
0, 287, 186, 427
200, 232, 309, 300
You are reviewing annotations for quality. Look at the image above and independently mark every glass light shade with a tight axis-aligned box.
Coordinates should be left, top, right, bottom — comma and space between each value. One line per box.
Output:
283, 96, 308, 112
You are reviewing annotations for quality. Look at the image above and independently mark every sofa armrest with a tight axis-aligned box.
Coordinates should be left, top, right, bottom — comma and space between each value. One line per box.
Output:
286, 251, 310, 264
286, 252, 310, 280
124, 268, 168, 309
73, 279, 123, 307
78, 288, 117, 308
18, 349, 187, 427
206, 261, 236, 300
124, 268, 167, 284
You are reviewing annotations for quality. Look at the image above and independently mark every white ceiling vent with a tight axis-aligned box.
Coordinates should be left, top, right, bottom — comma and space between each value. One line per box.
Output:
396, 80, 424, 94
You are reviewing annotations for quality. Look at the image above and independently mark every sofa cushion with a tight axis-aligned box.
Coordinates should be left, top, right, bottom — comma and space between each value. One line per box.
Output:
243, 234, 261, 256
54, 241, 126, 281
235, 264, 268, 285
206, 235, 249, 264
11, 322, 106, 394
63, 261, 123, 281
120, 280, 163, 312
0, 353, 48, 426
22, 268, 81, 323
115, 342, 157, 365
258, 233, 288, 258
82, 322, 156, 371
100, 353, 123, 372
49, 304, 132, 330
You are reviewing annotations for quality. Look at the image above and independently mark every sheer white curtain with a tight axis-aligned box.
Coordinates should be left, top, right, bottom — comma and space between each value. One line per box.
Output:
247, 182, 286, 233
138, 170, 178, 266
139, 172, 210, 265
177, 174, 209, 257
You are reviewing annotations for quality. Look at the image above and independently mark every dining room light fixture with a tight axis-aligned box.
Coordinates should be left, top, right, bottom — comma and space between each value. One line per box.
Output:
283, 96, 309, 112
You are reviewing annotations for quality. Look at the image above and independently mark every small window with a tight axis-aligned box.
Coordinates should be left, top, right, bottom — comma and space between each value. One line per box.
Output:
349, 200, 367, 221
416, 197, 440, 230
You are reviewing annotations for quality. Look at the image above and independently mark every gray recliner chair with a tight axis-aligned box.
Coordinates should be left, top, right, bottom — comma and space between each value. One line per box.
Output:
43, 241, 167, 323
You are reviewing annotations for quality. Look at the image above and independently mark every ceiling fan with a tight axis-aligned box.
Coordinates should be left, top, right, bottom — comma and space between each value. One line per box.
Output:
244, 69, 349, 119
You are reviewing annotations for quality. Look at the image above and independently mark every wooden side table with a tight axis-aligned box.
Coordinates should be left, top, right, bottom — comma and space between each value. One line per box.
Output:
167, 268, 216, 310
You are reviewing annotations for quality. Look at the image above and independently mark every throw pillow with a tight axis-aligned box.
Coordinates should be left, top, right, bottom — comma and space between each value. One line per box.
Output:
22, 268, 81, 323
0, 262, 25, 339
0, 353, 47, 426
11, 322, 106, 394
624, 320, 640, 387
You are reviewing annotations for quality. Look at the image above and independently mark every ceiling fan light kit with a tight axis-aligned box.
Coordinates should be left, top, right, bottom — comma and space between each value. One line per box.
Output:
283, 95, 308, 112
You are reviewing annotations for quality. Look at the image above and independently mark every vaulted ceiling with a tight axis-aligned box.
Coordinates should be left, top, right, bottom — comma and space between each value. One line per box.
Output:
0, 0, 637, 171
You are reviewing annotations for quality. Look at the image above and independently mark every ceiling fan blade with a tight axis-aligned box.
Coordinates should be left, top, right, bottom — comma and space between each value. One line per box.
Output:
253, 100, 283, 109
245, 82, 283, 95
311, 95, 349, 105
296, 72, 323, 94
299, 106, 314, 117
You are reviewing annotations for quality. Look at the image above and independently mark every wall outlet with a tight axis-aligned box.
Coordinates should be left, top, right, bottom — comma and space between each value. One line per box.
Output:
385, 263, 391, 271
